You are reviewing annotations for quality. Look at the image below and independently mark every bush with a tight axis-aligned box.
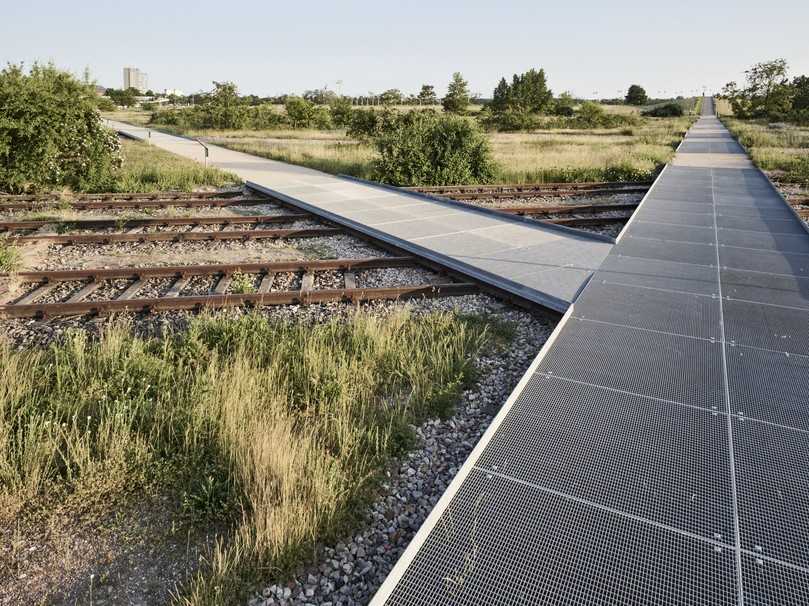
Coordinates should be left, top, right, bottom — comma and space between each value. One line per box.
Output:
480, 107, 537, 132
643, 103, 684, 117
346, 108, 394, 140
0, 63, 121, 193
372, 111, 497, 185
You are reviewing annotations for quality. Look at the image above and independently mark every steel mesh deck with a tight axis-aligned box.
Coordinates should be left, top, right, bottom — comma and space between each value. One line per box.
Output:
373, 98, 809, 605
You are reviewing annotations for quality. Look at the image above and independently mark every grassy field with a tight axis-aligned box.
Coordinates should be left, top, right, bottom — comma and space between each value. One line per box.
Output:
114, 139, 240, 192
106, 108, 693, 184
723, 118, 809, 185
191, 119, 692, 184
1, 310, 501, 605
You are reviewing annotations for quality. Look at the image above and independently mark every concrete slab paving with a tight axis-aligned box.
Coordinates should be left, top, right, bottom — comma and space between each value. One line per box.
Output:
109, 120, 613, 311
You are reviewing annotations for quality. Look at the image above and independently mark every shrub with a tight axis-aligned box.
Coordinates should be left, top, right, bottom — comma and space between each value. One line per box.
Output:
643, 103, 685, 117
328, 97, 353, 127
481, 107, 537, 132
575, 101, 607, 127
0, 63, 121, 193
372, 111, 497, 185
346, 108, 395, 140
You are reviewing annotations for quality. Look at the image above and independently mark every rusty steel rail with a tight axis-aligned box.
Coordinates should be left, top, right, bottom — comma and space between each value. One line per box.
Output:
1, 256, 475, 319
410, 181, 651, 200
0, 285, 478, 319
3, 257, 416, 281
487, 202, 639, 217
543, 215, 629, 227
0, 197, 274, 211
8, 227, 342, 245
0, 213, 310, 232
0, 190, 244, 202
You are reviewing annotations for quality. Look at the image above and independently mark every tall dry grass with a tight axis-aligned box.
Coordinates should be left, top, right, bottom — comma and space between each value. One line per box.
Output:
0, 310, 493, 604
724, 118, 809, 185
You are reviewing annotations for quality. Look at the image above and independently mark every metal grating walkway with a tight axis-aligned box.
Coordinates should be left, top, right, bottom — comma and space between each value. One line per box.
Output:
108, 120, 612, 312
371, 98, 809, 604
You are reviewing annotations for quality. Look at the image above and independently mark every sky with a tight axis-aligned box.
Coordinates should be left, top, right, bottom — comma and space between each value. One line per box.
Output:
3, 0, 808, 99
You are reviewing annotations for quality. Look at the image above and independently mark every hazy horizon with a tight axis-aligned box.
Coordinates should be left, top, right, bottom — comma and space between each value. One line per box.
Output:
4, 0, 808, 99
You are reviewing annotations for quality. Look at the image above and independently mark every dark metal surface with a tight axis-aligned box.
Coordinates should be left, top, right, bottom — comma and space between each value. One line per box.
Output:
373, 101, 809, 605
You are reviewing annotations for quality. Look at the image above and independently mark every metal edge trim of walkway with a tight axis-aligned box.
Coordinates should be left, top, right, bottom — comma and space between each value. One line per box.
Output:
369, 304, 578, 605
245, 181, 571, 314
337, 174, 617, 245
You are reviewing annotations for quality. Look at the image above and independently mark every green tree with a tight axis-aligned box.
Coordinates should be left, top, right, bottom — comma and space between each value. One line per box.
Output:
202, 81, 248, 129
107, 87, 138, 107
372, 111, 496, 185
442, 72, 469, 114
379, 89, 403, 105
328, 96, 353, 127
518, 68, 553, 113
0, 63, 121, 193
746, 59, 791, 117
417, 84, 437, 105
792, 75, 809, 111
721, 59, 792, 119
284, 96, 316, 128
625, 84, 648, 105
491, 77, 510, 112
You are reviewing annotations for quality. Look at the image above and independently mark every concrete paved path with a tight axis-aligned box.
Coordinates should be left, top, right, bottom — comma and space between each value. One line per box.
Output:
109, 120, 612, 312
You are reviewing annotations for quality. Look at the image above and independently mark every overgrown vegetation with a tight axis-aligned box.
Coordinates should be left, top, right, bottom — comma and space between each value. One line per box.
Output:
1, 310, 497, 604
0, 63, 122, 193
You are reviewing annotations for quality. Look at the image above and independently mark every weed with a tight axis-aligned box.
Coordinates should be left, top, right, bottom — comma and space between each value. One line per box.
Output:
0, 310, 501, 604
229, 273, 255, 294
0, 237, 22, 272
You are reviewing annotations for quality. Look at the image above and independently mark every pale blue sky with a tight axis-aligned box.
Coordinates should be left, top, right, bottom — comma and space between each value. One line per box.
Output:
3, 0, 807, 98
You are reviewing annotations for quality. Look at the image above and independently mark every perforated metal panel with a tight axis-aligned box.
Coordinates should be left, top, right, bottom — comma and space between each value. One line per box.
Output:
384, 470, 738, 606
372, 102, 809, 605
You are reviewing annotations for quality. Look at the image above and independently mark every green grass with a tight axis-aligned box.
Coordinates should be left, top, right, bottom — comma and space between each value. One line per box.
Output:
1, 310, 498, 605
114, 139, 240, 192
0, 238, 22, 272
724, 118, 809, 185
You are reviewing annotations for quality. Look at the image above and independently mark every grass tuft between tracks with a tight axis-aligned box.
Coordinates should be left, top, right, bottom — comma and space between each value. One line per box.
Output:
0, 309, 499, 604
0, 237, 22, 272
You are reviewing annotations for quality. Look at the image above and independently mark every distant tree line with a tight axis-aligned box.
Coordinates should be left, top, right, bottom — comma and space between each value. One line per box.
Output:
721, 59, 809, 124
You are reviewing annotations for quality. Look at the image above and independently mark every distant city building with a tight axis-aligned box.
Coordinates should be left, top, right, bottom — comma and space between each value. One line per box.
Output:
123, 67, 148, 92
163, 88, 184, 97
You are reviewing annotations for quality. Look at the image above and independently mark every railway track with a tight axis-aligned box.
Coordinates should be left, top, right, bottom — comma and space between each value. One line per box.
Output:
410, 181, 651, 200
0, 257, 476, 319
0, 186, 641, 320
0, 196, 275, 211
